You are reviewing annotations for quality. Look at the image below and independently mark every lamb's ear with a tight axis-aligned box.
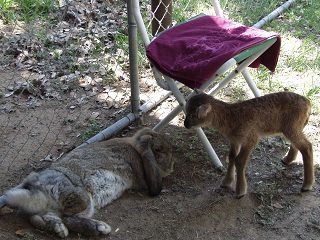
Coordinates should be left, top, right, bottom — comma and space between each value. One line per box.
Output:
196, 103, 212, 119
140, 135, 163, 197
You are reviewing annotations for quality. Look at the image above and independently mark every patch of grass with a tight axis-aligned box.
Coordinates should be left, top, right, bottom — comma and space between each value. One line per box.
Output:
221, 0, 282, 25
173, 0, 212, 23
230, 85, 247, 101
278, 0, 320, 41
0, 0, 56, 22
255, 189, 293, 227
254, 181, 284, 225
80, 120, 103, 141
218, 0, 319, 111
255, 201, 291, 226
256, 181, 280, 203
270, 160, 286, 179
307, 86, 320, 100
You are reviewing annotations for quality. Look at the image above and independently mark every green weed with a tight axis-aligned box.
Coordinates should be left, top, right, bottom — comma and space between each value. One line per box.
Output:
0, 0, 56, 22
173, 0, 212, 23
80, 120, 103, 141
220, 0, 319, 112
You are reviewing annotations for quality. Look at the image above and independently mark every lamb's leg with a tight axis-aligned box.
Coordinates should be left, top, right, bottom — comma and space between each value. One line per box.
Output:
63, 216, 111, 236
30, 213, 69, 238
282, 144, 298, 164
294, 136, 314, 191
284, 132, 314, 192
222, 143, 240, 188
234, 144, 255, 198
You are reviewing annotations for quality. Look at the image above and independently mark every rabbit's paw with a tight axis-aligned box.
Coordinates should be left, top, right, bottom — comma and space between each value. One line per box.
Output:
92, 219, 112, 235
53, 221, 69, 238
30, 214, 69, 238
63, 216, 111, 236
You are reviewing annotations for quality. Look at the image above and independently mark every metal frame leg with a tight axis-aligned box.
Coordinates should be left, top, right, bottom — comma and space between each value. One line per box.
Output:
241, 69, 261, 97
195, 128, 223, 168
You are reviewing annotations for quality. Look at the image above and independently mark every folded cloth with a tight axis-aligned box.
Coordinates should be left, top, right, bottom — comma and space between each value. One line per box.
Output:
146, 15, 281, 89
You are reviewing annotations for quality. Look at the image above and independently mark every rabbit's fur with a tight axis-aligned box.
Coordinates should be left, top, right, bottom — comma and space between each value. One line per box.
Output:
0, 128, 173, 237
184, 92, 314, 198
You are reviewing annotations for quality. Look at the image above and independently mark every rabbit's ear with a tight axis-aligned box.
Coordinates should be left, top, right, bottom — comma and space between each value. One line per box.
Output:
140, 135, 163, 197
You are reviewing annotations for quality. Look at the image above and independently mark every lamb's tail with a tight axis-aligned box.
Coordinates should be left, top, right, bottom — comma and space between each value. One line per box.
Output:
304, 100, 312, 127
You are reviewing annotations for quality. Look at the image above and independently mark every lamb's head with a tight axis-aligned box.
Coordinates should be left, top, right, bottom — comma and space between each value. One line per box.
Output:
184, 93, 214, 129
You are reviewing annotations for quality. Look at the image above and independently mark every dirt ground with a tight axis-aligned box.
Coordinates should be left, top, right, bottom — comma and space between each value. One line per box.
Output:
0, 66, 320, 240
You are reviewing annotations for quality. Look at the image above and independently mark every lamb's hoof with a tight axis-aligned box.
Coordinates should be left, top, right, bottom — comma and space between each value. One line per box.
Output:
220, 185, 230, 189
235, 194, 245, 199
301, 187, 312, 193
220, 181, 233, 189
281, 160, 290, 166
235, 190, 247, 199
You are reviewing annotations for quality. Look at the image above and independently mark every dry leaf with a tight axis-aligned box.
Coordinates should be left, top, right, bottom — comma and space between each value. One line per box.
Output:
272, 202, 284, 209
90, 111, 100, 119
15, 228, 34, 237
1, 206, 13, 214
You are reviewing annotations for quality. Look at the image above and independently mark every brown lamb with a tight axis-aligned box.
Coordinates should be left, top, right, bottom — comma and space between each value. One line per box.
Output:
184, 91, 314, 198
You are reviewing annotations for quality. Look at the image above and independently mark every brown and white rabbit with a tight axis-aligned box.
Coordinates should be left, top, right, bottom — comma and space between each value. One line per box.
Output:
0, 127, 173, 237
184, 91, 314, 198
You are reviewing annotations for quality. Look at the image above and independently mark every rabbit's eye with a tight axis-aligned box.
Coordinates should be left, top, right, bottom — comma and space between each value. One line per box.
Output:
24, 182, 36, 190
154, 146, 162, 151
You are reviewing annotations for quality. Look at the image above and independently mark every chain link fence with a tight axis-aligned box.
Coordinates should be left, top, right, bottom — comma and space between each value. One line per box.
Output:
0, 0, 131, 178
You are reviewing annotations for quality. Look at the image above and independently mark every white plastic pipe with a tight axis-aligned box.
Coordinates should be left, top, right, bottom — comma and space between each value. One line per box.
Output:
253, 0, 296, 28
211, 0, 224, 16
77, 88, 174, 148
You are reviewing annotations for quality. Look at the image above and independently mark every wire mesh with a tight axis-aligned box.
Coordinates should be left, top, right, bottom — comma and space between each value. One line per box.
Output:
0, 0, 131, 179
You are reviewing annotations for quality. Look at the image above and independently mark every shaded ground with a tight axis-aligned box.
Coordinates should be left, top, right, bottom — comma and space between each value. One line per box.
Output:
0, 67, 319, 239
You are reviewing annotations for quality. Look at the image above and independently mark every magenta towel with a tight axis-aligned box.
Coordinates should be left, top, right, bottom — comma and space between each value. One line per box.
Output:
146, 15, 281, 89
